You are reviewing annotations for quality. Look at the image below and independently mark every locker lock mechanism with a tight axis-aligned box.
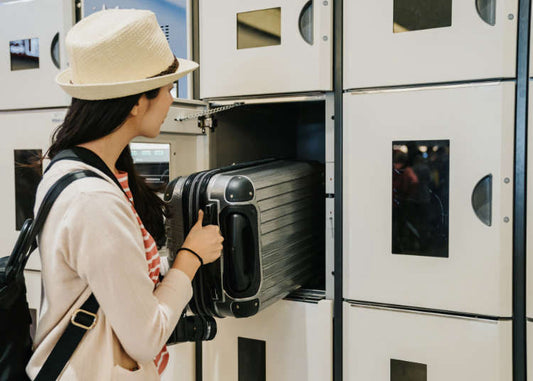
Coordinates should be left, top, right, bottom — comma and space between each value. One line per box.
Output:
198, 115, 217, 134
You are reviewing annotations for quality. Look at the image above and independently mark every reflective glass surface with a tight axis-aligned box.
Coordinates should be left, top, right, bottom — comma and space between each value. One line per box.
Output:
10, 38, 39, 71
14, 150, 42, 230
237, 8, 281, 49
130, 143, 170, 188
391, 359, 427, 381
392, 140, 449, 257
393, 0, 452, 33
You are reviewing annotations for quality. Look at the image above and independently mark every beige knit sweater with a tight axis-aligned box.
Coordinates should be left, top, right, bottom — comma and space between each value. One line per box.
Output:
26, 160, 193, 380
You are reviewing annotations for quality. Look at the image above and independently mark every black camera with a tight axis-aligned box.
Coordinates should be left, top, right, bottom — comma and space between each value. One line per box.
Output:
167, 313, 217, 344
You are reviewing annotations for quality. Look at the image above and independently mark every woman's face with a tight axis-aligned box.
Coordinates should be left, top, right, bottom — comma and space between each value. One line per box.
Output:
135, 84, 174, 138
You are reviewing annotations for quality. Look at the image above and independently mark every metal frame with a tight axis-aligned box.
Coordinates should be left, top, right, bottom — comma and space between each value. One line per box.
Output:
514, 0, 530, 379
333, 0, 343, 380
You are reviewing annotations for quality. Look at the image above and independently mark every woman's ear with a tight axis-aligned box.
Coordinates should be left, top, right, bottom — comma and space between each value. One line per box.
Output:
130, 95, 148, 117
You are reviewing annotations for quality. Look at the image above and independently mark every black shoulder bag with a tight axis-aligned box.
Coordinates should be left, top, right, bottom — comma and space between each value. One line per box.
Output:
0, 169, 104, 381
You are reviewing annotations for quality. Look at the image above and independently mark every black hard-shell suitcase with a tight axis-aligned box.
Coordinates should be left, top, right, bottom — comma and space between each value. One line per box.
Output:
164, 160, 324, 318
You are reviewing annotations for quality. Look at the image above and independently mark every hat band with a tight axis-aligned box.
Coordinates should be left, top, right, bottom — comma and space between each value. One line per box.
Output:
149, 56, 179, 78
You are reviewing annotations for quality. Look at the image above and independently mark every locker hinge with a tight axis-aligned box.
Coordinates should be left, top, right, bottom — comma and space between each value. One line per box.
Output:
174, 102, 245, 133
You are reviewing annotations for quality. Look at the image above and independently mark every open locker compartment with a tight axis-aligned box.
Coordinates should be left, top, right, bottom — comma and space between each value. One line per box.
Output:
200, 93, 334, 298
0, 0, 74, 110
343, 82, 514, 317
344, 0, 518, 90
203, 298, 333, 381
344, 302, 512, 381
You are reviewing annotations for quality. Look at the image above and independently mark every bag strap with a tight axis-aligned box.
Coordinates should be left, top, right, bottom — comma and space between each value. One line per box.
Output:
34, 294, 99, 381
6, 169, 104, 380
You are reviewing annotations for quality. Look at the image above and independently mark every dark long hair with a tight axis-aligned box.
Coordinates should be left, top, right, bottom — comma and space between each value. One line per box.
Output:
47, 88, 169, 246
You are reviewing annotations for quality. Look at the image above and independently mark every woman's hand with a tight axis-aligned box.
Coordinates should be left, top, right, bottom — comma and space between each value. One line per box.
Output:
171, 210, 223, 280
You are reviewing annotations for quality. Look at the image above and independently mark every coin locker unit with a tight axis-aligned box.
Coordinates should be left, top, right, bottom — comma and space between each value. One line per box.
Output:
344, 303, 512, 381
199, 0, 332, 99
343, 82, 514, 317
0, 109, 67, 271
344, 0, 518, 90
203, 298, 333, 381
82, 0, 192, 99
0, 0, 74, 110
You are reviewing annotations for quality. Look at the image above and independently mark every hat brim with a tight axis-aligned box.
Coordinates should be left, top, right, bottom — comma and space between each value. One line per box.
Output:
56, 58, 198, 100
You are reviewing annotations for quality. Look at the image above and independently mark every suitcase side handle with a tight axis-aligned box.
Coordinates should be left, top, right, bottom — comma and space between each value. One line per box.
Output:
220, 206, 262, 299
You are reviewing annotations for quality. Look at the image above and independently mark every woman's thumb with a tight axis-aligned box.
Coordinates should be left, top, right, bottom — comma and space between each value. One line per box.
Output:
195, 209, 204, 227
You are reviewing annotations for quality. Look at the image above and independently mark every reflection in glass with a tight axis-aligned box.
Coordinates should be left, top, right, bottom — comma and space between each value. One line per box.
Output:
392, 140, 449, 257
391, 359, 427, 381
130, 143, 170, 188
393, 0, 452, 33
10, 38, 40, 71
237, 8, 281, 49
14, 150, 42, 230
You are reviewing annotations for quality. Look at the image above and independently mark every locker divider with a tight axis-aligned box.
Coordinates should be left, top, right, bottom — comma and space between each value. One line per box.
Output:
513, 0, 530, 380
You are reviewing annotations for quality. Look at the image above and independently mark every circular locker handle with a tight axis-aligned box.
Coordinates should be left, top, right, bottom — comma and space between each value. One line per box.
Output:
476, 0, 496, 26
471, 174, 492, 226
50, 32, 60, 69
299, 0, 314, 45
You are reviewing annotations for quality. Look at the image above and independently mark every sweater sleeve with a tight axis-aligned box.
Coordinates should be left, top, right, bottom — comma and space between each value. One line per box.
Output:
65, 191, 193, 363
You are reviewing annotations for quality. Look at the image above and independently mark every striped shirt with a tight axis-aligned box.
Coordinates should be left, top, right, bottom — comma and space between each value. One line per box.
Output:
116, 172, 169, 375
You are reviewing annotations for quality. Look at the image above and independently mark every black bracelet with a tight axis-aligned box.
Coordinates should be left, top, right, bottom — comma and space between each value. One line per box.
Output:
178, 247, 204, 266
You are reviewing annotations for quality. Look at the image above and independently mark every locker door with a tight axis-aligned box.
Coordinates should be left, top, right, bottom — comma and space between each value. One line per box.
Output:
0, 109, 66, 271
203, 299, 333, 381
0, 0, 73, 109
343, 82, 514, 316
161, 343, 195, 381
344, 0, 518, 90
199, 0, 332, 99
344, 303, 512, 381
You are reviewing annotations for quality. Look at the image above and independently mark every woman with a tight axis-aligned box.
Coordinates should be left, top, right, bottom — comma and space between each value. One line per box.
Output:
26, 9, 222, 380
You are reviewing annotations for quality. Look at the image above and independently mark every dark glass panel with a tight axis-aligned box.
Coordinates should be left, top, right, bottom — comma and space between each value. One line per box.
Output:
237, 8, 281, 49
10, 38, 40, 71
393, 0, 452, 33
238, 337, 266, 381
14, 150, 42, 230
130, 143, 170, 188
391, 359, 427, 381
392, 140, 449, 257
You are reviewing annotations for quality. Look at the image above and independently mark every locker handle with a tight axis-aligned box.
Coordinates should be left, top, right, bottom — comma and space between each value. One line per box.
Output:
225, 213, 255, 293
476, 0, 496, 26
298, 0, 314, 45
471, 174, 492, 226
51, 32, 60, 69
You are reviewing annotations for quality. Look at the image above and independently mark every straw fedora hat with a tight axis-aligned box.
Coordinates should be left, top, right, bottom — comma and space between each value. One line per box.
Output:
56, 9, 198, 100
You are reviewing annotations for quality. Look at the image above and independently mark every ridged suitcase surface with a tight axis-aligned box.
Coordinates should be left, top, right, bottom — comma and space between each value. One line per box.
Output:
165, 160, 324, 318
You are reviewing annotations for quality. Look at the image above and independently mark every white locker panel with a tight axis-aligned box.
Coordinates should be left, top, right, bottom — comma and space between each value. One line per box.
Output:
203, 299, 333, 381
344, 0, 518, 90
161, 343, 195, 381
0, 109, 66, 271
344, 303, 512, 381
343, 82, 514, 316
200, 0, 332, 99
0, 0, 73, 109
24, 270, 42, 341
